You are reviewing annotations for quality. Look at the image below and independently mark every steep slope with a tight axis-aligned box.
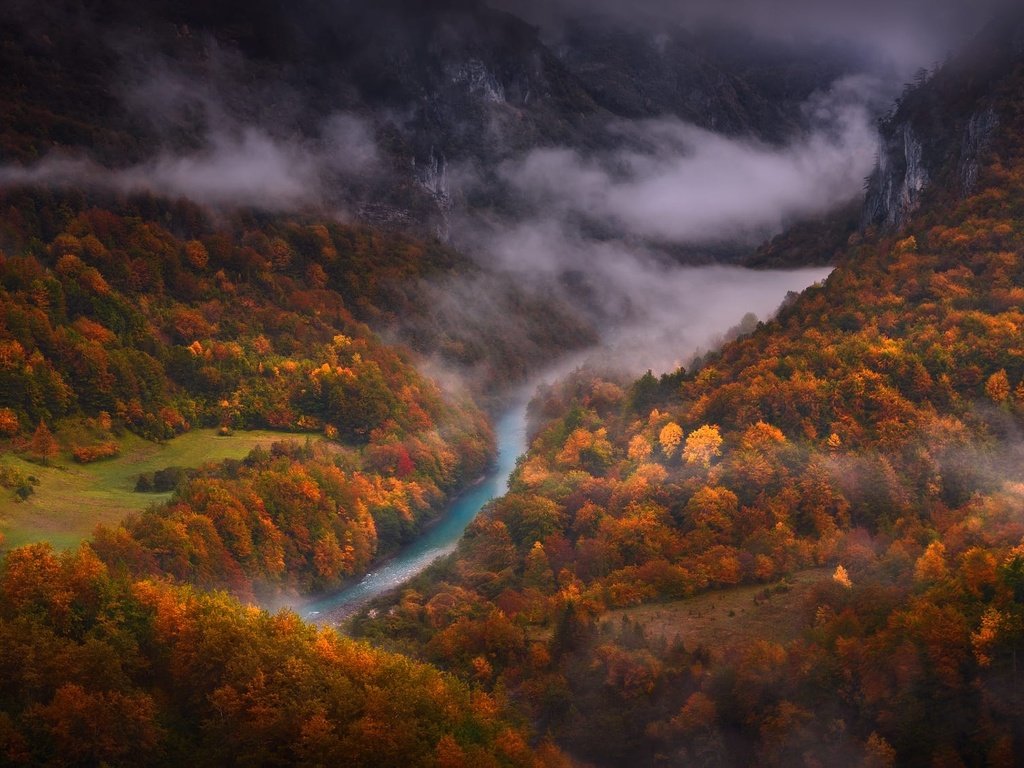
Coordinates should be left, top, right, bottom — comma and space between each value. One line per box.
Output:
552, 21, 863, 143
0, 543, 570, 767
0, 189, 522, 598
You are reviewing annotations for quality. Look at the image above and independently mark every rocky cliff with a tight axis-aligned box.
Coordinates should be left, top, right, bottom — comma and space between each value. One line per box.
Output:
862, 11, 1024, 230
862, 100, 1000, 230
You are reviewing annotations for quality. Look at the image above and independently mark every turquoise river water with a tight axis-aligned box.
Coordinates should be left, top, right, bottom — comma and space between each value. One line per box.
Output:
298, 392, 530, 622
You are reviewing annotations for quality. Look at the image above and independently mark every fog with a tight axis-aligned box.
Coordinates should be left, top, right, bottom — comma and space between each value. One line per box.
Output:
0, 47, 381, 212
451, 213, 830, 377
3, 59, 848, 383
444, 74, 868, 377
0, 0, 987, 384
494, 76, 879, 247
0, 115, 380, 212
581, 265, 830, 375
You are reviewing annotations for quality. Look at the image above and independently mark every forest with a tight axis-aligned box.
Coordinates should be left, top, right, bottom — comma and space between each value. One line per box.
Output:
0, 542, 570, 766
2, 0, 1024, 766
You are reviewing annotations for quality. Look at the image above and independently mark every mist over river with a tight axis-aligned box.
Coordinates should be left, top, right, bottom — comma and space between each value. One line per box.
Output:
294, 267, 830, 623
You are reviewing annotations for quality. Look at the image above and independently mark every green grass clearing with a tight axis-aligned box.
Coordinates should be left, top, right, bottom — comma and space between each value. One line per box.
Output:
0, 429, 317, 551
601, 569, 831, 657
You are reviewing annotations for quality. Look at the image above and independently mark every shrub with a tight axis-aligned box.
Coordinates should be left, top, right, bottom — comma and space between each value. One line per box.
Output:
72, 442, 121, 463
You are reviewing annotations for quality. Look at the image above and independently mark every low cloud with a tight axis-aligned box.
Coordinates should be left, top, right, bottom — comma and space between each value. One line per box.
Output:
0, 116, 380, 212
0, 42, 381, 212
439, 77, 871, 380
581, 263, 831, 375
495, 76, 880, 247
0, 22, 867, 387
465, 217, 829, 376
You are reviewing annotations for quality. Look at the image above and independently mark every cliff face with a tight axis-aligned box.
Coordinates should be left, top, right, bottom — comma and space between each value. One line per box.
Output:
958, 107, 1001, 195
861, 11, 1024, 231
862, 121, 930, 229
862, 104, 1000, 230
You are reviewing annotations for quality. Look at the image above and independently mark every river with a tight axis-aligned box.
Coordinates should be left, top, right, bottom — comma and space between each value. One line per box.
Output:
298, 391, 530, 622
295, 266, 832, 623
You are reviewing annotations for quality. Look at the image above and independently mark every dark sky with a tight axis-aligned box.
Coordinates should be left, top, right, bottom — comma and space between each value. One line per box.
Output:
494, 0, 1011, 75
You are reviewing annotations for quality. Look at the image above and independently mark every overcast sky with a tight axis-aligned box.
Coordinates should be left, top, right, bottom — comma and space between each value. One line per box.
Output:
495, 0, 1010, 76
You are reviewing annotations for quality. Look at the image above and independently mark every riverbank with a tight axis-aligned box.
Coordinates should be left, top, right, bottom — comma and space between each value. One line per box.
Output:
293, 391, 532, 623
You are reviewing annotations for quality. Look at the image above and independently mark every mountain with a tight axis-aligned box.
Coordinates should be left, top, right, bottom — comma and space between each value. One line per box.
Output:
0, 0, 869, 231
551, 20, 864, 142
0, 0, 883, 400
6, 1, 1024, 766
351, 10, 1024, 766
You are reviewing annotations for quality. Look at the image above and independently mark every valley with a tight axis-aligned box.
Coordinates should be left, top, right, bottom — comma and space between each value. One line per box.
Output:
298, 391, 533, 621
0, 0, 1022, 766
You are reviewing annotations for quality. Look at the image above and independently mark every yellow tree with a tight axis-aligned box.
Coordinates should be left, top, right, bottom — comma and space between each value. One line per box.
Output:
313, 531, 345, 580
0, 408, 19, 436
628, 434, 652, 462
832, 564, 852, 589
986, 369, 1011, 403
682, 425, 722, 469
523, 541, 555, 590
913, 541, 948, 583
658, 422, 683, 459
686, 485, 739, 538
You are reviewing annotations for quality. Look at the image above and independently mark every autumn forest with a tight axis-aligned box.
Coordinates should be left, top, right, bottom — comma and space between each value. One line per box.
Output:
2, 0, 1024, 766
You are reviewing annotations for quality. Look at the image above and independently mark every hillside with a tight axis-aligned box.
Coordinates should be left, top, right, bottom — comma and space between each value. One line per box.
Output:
2, 1, 1024, 767
352, 12, 1024, 766
0, 542, 570, 767
0, 3, 599, 760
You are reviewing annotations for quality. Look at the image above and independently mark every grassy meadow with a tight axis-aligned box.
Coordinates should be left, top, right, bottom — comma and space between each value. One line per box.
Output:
600, 569, 830, 656
0, 429, 314, 551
